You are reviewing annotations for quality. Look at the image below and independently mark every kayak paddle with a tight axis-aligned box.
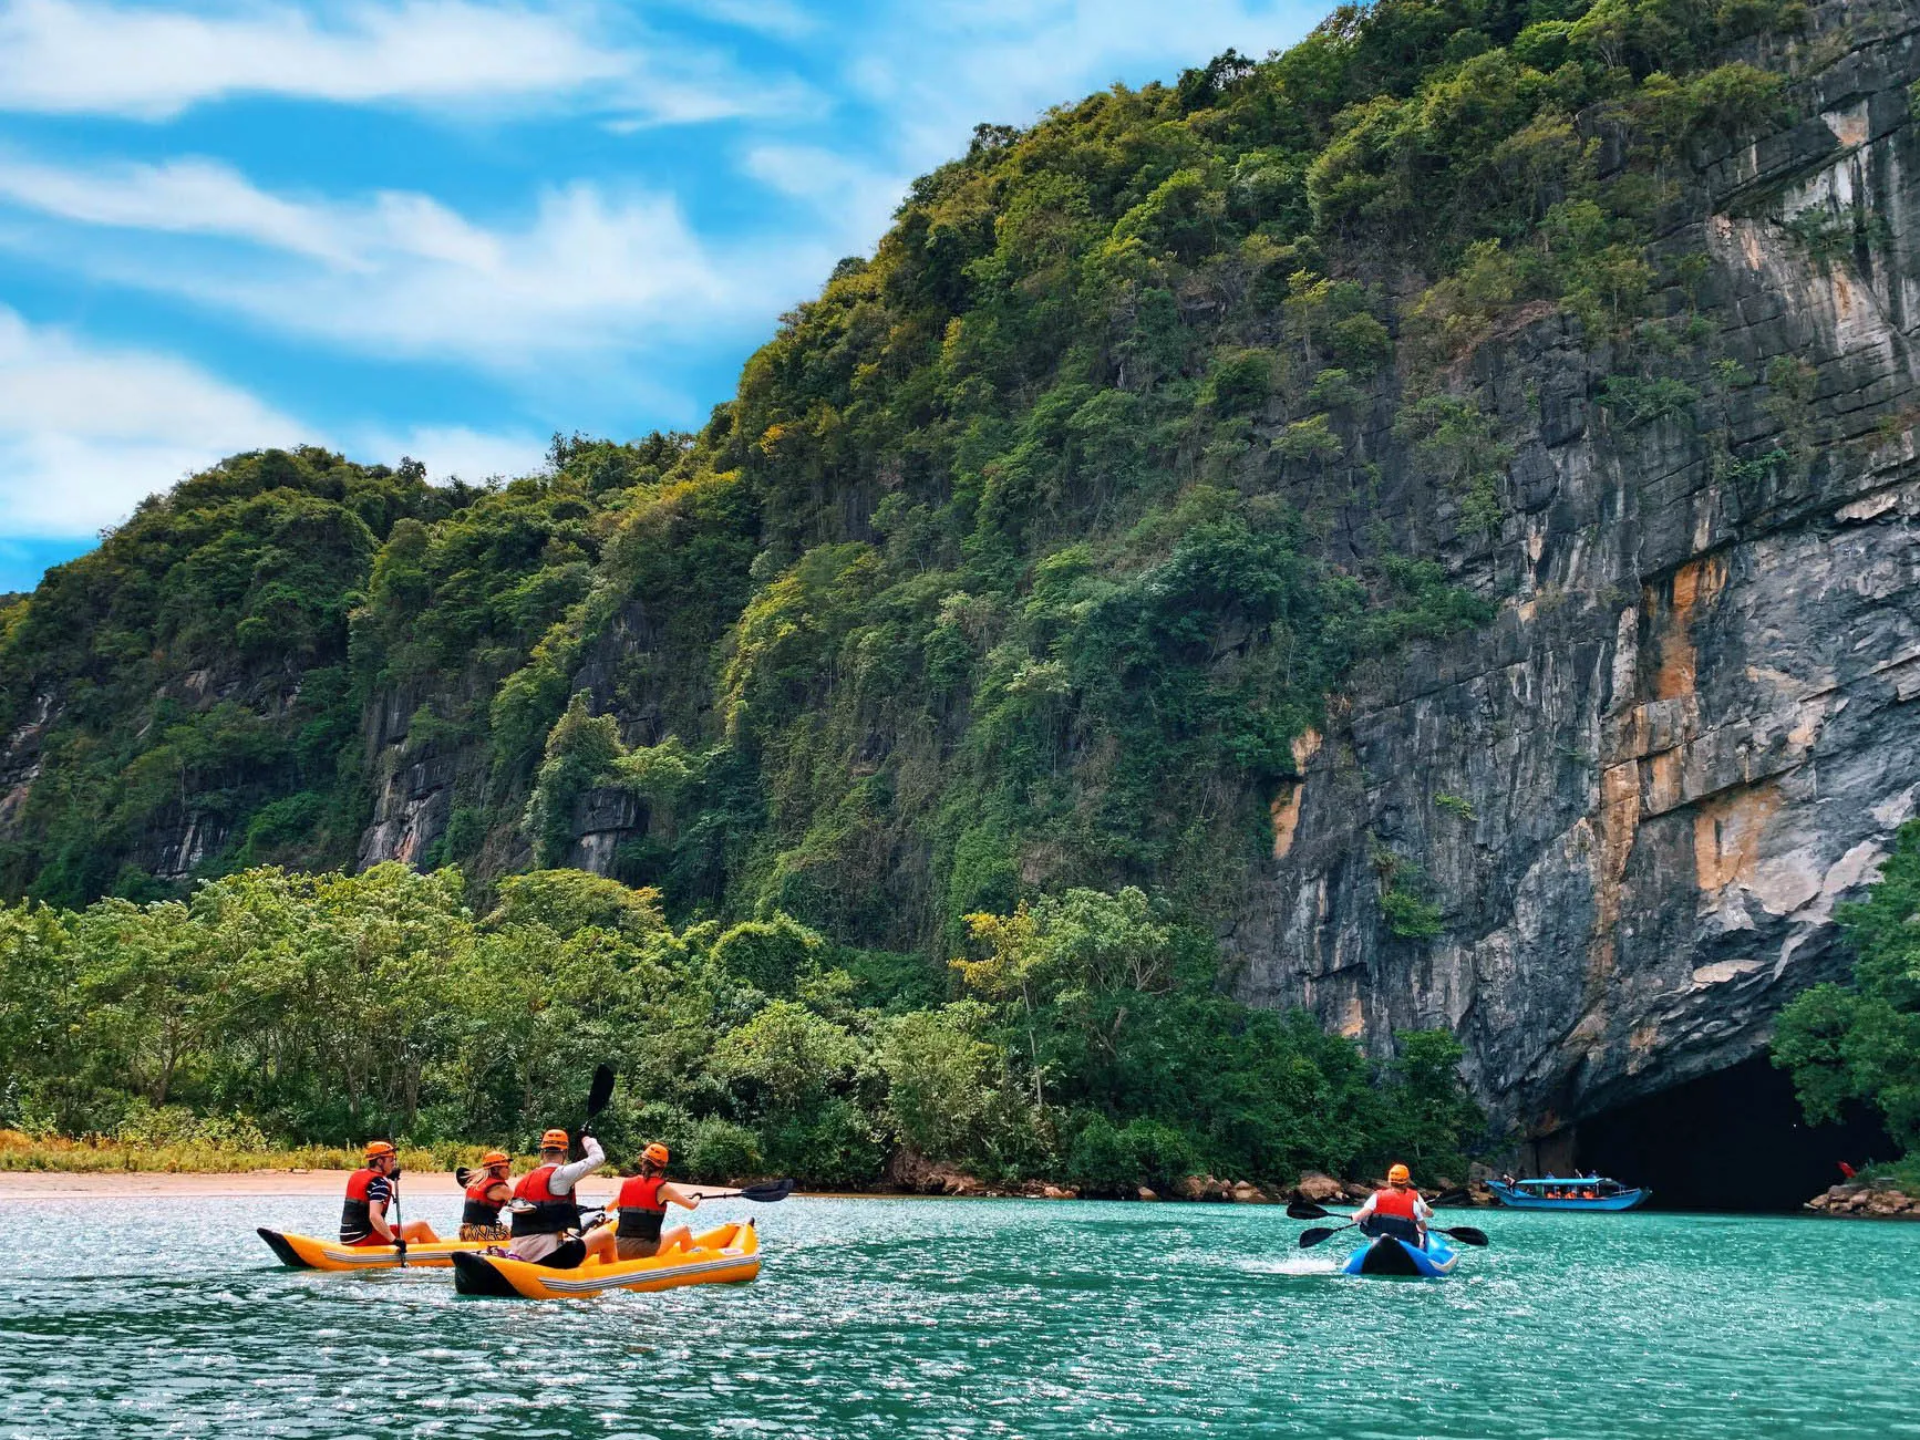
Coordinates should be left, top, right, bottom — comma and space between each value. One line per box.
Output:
1299, 1223, 1356, 1248
572, 1063, 617, 1161
389, 1145, 407, 1267
683, 1178, 796, 1203
1291, 1197, 1489, 1247
1288, 1200, 1343, 1221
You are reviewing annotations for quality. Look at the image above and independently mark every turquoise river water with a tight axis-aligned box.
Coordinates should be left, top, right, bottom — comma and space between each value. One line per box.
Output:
0, 1195, 1913, 1438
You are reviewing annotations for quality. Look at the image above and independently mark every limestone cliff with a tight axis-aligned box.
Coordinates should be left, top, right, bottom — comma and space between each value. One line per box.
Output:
1234, 1, 1920, 1135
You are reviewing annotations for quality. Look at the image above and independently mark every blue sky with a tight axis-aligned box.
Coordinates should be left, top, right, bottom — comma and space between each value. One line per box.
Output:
0, 0, 1325, 593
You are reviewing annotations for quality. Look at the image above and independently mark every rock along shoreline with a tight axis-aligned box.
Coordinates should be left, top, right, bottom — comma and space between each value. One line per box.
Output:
1804, 1182, 1920, 1220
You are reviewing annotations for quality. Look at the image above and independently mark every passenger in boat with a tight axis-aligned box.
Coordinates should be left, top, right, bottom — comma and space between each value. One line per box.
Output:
341, 1141, 440, 1247
1353, 1163, 1431, 1245
458, 1150, 514, 1241
508, 1127, 617, 1269
589, 1142, 703, 1262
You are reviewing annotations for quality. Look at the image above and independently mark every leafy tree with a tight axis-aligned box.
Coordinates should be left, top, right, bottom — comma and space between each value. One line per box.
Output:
1775, 821, 1920, 1156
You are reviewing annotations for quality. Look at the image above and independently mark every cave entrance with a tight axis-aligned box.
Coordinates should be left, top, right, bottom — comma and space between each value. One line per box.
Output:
1563, 1057, 1892, 1212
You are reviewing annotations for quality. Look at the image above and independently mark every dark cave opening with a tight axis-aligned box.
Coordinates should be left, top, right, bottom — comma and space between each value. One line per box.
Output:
1569, 1057, 1893, 1212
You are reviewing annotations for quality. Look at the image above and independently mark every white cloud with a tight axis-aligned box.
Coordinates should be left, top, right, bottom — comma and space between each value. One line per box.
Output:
0, 307, 558, 540
0, 154, 361, 264
0, 0, 808, 125
848, 0, 1321, 171
0, 156, 829, 371
678, 0, 819, 41
740, 143, 905, 247
0, 306, 303, 535
354, 424, 550, 485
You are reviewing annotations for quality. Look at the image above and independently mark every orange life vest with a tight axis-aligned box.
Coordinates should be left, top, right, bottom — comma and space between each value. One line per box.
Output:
1372, 1185, 1419, 1221
462, 1174, 507, 1226
616, 1173, 668, 1242
510, 1162, 581, 1237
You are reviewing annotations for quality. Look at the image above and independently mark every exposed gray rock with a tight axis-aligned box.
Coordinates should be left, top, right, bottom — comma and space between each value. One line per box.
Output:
1232, 8, 1920, 1136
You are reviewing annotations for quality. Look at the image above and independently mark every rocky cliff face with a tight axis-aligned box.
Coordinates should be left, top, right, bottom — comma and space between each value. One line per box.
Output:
1234, 2, 1920, 1136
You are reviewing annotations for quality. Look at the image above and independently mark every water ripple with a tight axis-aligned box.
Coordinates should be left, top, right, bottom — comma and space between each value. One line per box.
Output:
0, 1198, 1915, 1437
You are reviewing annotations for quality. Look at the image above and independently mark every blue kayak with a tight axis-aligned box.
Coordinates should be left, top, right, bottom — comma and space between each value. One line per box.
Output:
1341, 1233, 1460, 1277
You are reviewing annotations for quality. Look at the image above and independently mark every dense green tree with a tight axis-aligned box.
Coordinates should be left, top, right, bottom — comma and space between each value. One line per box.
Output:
1775, 822, 1920, 1158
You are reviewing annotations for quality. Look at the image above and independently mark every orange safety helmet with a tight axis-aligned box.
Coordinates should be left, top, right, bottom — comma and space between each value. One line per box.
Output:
365, 1140, 396, 1159
1387, 1163, 1412, 1185
539, 1128, 570, 1152
480, 1150, 510, 1168
642, 1142, 670, 1167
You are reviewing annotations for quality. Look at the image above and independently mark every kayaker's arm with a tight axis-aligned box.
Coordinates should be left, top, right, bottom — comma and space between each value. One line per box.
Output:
659, 1182, 701, 1213
367, 1192, 397, 1243
547, 1135, 606, 1197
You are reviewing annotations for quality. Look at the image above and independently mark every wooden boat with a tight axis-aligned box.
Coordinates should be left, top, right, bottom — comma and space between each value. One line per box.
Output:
1488, 1177, 1650, 1211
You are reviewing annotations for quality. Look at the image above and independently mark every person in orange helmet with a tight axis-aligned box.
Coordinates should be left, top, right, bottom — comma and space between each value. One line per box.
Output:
588, 1142, 703, 1262
340, 1141, 440, 1248
1352, 1163, 1432, 1247
458, 1151, 514, 1242
508, 1126, 615, 1269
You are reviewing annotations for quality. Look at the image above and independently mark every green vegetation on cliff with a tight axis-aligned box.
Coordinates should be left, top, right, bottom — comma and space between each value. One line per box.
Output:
0, 0, 1820, 1169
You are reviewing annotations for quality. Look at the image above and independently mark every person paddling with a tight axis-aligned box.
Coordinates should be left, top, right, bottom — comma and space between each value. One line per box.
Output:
589, 1142, 702, 1261
459, 1151, 513, 1241
1352, 1163, 1431, 1247
341, 1141, 440, 1248
508, 1127, 615, 1269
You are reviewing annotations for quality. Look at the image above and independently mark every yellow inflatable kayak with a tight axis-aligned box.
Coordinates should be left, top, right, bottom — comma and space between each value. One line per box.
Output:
257, 1227, 492, 1271
449, 1220, 761, 1298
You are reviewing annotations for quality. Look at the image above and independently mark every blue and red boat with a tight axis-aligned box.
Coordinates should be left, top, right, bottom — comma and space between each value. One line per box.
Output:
1488, 1176, 1650, 1211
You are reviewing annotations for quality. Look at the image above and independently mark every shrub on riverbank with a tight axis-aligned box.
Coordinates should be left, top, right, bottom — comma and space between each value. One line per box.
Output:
0, 864, 1480, 1190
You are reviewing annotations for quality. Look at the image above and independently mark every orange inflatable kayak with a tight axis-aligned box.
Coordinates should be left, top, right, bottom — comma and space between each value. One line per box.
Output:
449, 1220, 761, 1298
257, 1227, 492, 1270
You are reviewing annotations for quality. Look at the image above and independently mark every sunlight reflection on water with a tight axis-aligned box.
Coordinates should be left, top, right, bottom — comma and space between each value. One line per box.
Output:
0, 1196, 1914, 1438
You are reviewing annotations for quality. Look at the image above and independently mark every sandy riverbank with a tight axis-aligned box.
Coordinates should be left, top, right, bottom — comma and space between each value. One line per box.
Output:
0, 1169, 470, 1200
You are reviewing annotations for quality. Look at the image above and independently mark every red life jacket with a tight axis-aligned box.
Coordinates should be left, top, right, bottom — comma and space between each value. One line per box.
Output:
339, 1166, 387, 1243
616, 1173, 667, 1242
511, 1162, 581, 1237
462, 1175, 507, 1226
1372, 1185, 1419, 1221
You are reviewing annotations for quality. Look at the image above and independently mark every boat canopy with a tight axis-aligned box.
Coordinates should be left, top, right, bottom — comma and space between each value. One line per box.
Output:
1510, 1178, 1631, 1188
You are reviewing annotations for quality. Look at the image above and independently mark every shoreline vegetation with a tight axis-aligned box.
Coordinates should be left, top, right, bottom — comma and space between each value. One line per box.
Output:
2, 865, 1485, 1198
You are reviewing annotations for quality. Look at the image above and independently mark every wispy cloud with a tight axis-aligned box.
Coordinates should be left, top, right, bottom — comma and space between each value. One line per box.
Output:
0, 0, 809, 125
847, 0, 1320, 171
0, 156, 833, 373
0, 154, 361, 264
352, 423, 550, 485
0, 306, 301, 535
0, 306, 551, 540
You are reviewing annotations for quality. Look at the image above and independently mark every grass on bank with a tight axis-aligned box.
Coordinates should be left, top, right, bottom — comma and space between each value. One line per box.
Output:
0, 1130, 492, 1175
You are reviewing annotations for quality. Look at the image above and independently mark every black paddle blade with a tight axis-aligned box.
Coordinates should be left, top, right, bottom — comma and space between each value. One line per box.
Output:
737, 1178, 795, 1203
586, 1063, 616, 1117
1441, 1225, 1490, 1247
1298, 1225, 1340, 1249
1286, 1200, 1332, 1221
454, 1166, 473, 1187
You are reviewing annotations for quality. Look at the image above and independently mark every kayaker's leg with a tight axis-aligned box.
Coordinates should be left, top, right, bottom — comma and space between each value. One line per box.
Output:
399, 1219, 440, 1243
580, 1221, 619, 1266
657, 1224, 694, 1255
